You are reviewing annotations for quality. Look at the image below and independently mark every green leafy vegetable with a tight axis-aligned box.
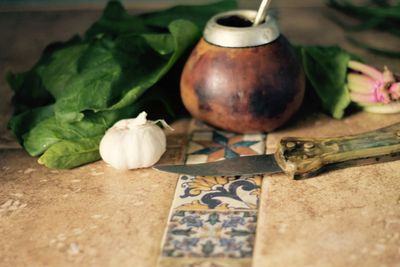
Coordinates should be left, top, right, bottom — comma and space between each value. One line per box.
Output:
7, 0, 237, 169
49, 20, 199, 122
296, 44, 400, 118
38, 136, 103, 169
8, 105, 55, 144
296, 46, 354, 119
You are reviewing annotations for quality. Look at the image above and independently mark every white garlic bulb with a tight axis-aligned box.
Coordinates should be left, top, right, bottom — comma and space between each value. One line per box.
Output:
99, 111, 171, 170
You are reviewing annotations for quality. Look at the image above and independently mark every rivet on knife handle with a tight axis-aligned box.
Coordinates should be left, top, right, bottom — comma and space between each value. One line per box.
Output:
275, 123, 400, 180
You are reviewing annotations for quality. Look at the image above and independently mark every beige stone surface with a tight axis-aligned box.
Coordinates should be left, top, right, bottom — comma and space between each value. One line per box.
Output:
254, 112, 400, 267
1, 152, 171, 266
1, 1, 400, 267
0, 124, 189, 267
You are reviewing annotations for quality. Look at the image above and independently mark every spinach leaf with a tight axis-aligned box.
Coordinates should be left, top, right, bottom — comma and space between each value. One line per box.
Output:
8, 105, 55, 144
297, 46, 352, 119
6, 0, 239, 169
47, 19, 198, 122
85, 1, 150, 39
7, 36, 82, 115
109, 20, 199, 110
6, 68, 53, 115
38, 136, 103, 169
23, 104, 142, 157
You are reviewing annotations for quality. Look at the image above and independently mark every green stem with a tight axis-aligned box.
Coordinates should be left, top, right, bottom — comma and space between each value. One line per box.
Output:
362, 102, 400, 114
348, 60, 383, 80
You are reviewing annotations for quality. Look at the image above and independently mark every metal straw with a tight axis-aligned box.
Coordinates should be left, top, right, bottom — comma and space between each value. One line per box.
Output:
253, 0, 272, 26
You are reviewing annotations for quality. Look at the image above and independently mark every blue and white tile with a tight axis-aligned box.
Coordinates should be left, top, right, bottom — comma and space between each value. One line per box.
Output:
162, 210, 257, 258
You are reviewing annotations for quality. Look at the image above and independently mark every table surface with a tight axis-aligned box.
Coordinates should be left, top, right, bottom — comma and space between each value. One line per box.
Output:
1, 1, 400, 266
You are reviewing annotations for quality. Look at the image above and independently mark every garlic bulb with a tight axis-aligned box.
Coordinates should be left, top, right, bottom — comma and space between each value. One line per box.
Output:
99, 112, 171, 170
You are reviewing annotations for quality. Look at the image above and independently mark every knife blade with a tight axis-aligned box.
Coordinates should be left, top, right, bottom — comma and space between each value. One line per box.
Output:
154, 122, 400, 179
155, 154, 282, 177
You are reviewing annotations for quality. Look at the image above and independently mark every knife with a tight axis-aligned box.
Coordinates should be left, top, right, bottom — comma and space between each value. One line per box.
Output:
154, 122, 400, 180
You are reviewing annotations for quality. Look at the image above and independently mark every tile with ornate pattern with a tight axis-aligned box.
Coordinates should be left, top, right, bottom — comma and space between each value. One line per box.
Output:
157, 124, 266, 267
172, 175, 262, 211
162, 210, 257, 258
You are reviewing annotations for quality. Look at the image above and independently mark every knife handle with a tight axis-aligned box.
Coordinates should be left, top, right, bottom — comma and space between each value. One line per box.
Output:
274, 122, 400, 180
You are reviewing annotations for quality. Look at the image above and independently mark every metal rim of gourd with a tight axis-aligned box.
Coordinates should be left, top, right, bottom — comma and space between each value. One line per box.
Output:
203, 10, 280, 48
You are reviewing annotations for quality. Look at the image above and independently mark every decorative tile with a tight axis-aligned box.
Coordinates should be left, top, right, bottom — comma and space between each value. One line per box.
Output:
173, 175, 262, 211
157, 121, 266, 267
162, 211, 257, 258
158, 257, 252, 267
186, 131, 265, 164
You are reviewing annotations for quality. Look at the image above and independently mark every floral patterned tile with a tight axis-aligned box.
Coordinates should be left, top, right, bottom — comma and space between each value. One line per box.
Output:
161, 210, 257, 258
173, 175, 262, 211
157, 124, 266, 267
158, 257, 252, 267
186, 131, 265, 164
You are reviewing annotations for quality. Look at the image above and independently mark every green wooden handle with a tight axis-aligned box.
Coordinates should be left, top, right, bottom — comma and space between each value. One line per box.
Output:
274, 122, 400, 179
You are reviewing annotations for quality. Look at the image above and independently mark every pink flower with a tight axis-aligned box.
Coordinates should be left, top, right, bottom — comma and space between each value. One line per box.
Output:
347, 61, 400, 113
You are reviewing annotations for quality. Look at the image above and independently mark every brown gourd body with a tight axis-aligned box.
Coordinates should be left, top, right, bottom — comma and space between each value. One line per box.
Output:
180, 36, 305, 133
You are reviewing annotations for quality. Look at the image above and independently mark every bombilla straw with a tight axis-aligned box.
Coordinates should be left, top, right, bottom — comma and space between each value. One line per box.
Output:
253, 0, 271, 26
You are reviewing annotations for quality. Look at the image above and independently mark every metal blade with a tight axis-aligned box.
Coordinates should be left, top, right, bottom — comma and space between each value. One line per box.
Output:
153, 154, 283, 176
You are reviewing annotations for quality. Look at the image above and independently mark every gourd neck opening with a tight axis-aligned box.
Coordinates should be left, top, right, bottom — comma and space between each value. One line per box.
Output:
203, 10, 280, 48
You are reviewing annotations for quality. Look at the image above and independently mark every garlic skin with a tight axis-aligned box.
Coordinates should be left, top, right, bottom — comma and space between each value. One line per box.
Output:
99, 112, 168, 170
